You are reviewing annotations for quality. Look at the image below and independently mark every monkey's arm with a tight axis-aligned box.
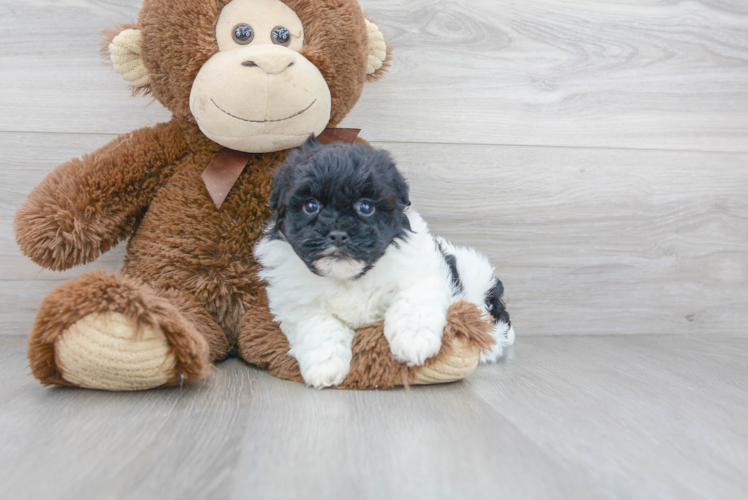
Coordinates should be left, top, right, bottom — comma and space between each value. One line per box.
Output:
15, 121, 188, 271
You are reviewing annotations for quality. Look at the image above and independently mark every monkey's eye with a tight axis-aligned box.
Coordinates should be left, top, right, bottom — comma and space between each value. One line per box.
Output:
271, 26, 292, 46
356, 200, 375, 217
233, 24, 255, 45
303, 199, 320, 215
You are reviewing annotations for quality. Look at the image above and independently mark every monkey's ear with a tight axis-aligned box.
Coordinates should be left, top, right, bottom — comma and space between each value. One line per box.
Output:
103, 26, 151, 93
364, 18, 392, 82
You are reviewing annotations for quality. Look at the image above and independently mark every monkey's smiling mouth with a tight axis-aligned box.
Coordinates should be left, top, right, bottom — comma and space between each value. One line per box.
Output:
211, 99, 316, 123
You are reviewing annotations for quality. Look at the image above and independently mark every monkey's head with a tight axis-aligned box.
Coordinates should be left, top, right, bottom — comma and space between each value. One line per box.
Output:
106, 0, 391, 153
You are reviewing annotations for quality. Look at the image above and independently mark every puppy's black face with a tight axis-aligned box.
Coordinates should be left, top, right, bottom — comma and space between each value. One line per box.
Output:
269, 137, 411, 280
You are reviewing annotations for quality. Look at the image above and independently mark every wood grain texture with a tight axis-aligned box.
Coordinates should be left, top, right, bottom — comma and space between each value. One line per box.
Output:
1, 1, 748, 151
345, 0, 748, 151
3, 133, 746, 336
2, 1, 747, 498
1, 335, 746, 499
471, 334, 748, 499
0, 0, 171, 134
389, 142, 748, 337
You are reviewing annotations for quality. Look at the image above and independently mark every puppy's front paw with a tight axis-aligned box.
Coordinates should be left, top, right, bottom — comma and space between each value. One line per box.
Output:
295, 346, 351, 389
387, 326, 442, 366
385, 311, 444, 367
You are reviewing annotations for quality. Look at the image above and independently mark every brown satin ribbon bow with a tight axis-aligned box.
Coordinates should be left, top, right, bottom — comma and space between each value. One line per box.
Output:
201, 128, 361, 209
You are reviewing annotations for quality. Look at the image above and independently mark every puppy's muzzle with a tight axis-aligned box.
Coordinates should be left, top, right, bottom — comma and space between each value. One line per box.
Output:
327, 230, 349, 248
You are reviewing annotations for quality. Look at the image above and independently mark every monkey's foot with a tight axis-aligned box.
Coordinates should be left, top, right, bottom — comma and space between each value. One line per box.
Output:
410, 334, 482, 385
28, 272, 211, 391
55, 312, 176, 391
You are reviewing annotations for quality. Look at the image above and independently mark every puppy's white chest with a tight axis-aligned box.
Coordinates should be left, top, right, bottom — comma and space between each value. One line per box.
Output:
325, 284, 397, 329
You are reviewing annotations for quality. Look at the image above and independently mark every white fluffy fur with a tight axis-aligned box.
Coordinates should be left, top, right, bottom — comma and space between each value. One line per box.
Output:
255, 210, 514, 389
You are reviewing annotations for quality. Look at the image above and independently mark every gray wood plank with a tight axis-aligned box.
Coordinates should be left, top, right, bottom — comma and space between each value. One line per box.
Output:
345, 0, 748, 151
1, 335, 747, 499
469, 335, 748, 499
3, 132, 747, 336
0, 0, 172, 135
227, 369, 597, 500
2, 0, 748, 151
388, 142, 748, 337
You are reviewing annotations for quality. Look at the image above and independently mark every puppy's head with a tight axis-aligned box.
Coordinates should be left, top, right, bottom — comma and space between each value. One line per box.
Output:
269, 137, 411, 280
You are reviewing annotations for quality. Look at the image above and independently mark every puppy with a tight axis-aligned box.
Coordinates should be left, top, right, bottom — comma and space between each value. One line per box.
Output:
255, 138, 514, 388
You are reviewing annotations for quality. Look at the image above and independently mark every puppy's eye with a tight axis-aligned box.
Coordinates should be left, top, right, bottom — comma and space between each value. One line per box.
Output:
233, 24, 255, 45
271, 26, 292, 46
356, 201, 375, 217
303, 199, 320, 215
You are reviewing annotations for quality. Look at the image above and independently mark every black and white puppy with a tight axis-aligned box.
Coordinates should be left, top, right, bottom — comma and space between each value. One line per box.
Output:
255, 138, 514, 388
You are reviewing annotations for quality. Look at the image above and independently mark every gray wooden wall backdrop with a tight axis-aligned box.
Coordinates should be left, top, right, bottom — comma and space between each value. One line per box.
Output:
1, 0, 747, 337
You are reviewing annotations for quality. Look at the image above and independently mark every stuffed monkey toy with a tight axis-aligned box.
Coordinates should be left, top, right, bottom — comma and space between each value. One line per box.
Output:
15, 0, 494, 391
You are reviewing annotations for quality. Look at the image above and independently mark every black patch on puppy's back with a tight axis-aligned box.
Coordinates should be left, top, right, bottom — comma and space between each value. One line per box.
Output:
437, 241, 464, 295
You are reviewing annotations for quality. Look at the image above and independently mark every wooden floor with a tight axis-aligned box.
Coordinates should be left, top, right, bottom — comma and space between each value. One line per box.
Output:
1, 334, 747, 499
1, 0, 748, 498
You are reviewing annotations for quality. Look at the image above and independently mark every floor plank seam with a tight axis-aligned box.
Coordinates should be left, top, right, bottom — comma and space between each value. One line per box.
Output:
2, 130, 747, 156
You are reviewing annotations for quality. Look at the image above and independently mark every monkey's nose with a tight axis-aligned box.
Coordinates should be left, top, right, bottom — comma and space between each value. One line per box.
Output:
327, 231, 349, 247
241, 52, 296, 74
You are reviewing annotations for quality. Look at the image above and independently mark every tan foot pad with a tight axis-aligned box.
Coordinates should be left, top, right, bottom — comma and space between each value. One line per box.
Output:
410, 336, 481, 385
55, 312, 176, 391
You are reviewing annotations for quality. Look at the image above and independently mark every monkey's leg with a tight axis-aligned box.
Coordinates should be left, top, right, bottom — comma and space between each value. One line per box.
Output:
28, 271, 228, 391
237, 289, 496, 389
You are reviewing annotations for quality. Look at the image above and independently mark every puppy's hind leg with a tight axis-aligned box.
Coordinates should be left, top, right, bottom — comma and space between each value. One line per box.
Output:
480, 277, 514, 363
437, 239, 514, 363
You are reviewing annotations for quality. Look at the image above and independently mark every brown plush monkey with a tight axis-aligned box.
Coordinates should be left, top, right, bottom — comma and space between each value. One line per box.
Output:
15, 0, 494, 391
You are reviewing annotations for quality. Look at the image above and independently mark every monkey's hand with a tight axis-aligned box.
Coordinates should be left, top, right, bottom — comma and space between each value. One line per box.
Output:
15, 121, 187, 271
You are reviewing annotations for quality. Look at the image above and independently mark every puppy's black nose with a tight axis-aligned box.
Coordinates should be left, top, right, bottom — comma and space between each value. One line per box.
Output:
327, 231, 349, 246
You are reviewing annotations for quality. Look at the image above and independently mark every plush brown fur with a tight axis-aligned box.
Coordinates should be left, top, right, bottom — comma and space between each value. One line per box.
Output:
16, 0, 492, 390
15, 121, 188, 272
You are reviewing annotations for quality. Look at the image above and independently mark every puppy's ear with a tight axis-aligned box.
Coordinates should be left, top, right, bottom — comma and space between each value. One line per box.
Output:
270, 161, 296, 211
271, 136, 319, 210
371, 149, 410, 208
391, 164, 411, 207
303, 134, 321, 152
